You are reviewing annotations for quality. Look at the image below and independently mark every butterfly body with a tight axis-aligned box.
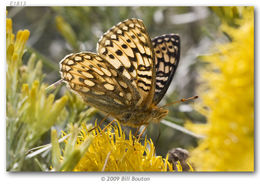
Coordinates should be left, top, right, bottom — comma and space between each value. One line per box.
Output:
110, 105, 168, 128
60, 18, 180, 128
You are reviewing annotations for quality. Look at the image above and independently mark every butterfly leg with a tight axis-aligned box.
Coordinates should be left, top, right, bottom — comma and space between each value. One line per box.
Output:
88, 113, 110, 133
102, 119, 117, 132
137, 125, 148, 141
134, 126, 141, 138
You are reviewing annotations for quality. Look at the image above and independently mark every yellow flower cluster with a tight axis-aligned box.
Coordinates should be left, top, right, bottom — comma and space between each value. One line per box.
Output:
73, 122, 173, 171
6, 16, 30, 101
6, 13, 68, 171
21, 81, 68, 142
187, 7, 254, 171
6, 17, 30, 64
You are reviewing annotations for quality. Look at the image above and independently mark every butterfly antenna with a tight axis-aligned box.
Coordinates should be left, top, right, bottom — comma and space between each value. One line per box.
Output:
46, 79, 63, 92
161, 96, 198, 108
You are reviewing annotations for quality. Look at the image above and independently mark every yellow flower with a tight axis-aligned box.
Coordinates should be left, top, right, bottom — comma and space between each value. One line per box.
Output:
6, 13, 68, 171
186, 7, 254, 171
6, 17, 30, 100
21, 81, 68, 142
53, 121, 177, 172
74, 122, 173, 171
6, 18, 30, 66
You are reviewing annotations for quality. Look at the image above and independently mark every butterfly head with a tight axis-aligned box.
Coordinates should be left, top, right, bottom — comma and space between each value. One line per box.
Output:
150, 106, 168, 123
116, 106, 168, 127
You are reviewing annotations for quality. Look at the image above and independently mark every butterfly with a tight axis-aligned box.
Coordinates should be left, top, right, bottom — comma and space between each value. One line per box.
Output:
60, 18, 180, 128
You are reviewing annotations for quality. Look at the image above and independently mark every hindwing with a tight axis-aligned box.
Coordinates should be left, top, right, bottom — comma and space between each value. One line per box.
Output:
152, 34, 180, 104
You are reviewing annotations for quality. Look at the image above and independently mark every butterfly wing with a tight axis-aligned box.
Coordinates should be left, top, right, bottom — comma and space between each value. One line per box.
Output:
97, 18, 156, 108
60, 52, 142, 117
59, 19, 177, 127
152, 34, 180, 105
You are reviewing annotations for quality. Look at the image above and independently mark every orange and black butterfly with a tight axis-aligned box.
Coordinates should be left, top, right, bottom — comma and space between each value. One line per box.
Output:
60, 18, 180, 128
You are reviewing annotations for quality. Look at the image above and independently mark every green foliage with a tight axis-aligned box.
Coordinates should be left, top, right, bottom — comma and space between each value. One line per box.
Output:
211, 6, 242, 27
20, 81, 68, 143
6, 13, 100, 171
55, 16, 79, 51
6, 16, 68, 171
51, 125, 93, 171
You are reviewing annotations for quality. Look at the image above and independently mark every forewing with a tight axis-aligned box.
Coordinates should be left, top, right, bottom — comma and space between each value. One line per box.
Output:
97, 18, 156, 108
60, 52, 141, 116
152, 34, 180, 105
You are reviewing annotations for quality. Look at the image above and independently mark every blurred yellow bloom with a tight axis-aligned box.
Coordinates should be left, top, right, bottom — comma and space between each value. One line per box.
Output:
186, 7, 254, 171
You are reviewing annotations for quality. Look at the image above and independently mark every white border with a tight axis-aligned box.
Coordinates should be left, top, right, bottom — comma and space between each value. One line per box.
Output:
4, 0, 257, 6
